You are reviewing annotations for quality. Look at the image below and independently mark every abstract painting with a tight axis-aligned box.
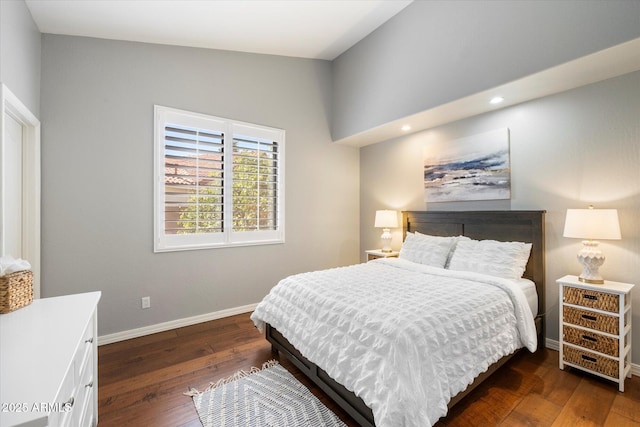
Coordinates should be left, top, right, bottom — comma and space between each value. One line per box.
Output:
424, 128, 510, 202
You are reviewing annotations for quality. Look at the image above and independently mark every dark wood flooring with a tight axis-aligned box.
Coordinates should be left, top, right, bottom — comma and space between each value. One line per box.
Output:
98, 313, 640, 426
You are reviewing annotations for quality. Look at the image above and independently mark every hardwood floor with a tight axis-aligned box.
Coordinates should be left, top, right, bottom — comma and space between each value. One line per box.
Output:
98, 313, 640, 426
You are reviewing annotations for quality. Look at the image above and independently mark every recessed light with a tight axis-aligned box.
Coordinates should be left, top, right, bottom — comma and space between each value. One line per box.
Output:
401, 125, 411, 131
490, 96, 504, 105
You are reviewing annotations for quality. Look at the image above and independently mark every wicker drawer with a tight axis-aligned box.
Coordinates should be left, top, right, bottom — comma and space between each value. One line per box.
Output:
563, 345, 621, 379
563, 286, 623, 313
562, 306, 620, 335
562, 325, 619, 356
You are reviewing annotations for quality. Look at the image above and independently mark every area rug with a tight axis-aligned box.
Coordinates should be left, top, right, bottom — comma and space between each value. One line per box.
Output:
186, 360, 347, 427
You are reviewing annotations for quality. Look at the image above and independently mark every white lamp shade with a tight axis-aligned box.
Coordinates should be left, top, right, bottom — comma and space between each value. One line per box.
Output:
563, 208, 621, 240
374, 210, 398, 228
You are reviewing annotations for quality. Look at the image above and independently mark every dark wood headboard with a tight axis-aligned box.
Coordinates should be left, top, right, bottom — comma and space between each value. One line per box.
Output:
403, 210, 546, 319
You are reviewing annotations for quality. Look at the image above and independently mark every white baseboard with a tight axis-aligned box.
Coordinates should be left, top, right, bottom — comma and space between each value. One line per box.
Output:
545, 337, 560, 351
545, 338, 639, 377
98, 303, 259, 345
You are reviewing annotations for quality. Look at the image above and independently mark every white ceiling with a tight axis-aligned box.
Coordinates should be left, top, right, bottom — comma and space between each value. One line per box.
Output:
25, 0, 413, 60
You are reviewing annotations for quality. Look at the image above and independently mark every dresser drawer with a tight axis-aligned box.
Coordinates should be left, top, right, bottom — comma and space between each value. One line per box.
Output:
73, 354, 94, 427
49, 365, 75, 427
563, 286, 623, 313
79, 386, 96, 427
563, 306, 620, 335
563, 345, 622, 379
74, 319, 95, 382
562, 325, 619, 356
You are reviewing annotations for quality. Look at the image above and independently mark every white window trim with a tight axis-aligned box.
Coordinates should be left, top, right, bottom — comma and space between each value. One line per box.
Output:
154, 105, 285, 252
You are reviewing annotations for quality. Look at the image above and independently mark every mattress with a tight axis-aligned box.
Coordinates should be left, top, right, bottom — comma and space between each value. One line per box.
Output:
517, 277, 538, 316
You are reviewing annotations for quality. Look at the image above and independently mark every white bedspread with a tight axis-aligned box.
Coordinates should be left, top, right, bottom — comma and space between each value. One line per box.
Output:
251, 258, 537, 427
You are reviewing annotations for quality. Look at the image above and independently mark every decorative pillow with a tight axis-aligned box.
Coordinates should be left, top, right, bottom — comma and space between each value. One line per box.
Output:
447, 239, 532, 280
399, 233, 459, 268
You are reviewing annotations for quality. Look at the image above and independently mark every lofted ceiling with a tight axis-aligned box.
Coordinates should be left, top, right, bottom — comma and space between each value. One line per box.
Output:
334, 37, 640, 147
23, 1, 640, 146
24, 0, 413, 60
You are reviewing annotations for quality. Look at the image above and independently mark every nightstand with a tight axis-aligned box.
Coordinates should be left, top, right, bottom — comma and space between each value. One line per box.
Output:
365, 249, 399, 261
557, 275, 634, 391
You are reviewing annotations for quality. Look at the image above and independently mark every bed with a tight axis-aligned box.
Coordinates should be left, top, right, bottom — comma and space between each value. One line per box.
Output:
251, 210, 545, 427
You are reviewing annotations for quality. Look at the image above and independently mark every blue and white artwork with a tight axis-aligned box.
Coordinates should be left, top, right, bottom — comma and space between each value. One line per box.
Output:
424, 128, 510, 202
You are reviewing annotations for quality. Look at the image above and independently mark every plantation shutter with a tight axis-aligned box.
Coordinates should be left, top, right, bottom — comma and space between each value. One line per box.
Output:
155, 105, 284, 252
232, 135, 279, 232
163, 125, 224, 234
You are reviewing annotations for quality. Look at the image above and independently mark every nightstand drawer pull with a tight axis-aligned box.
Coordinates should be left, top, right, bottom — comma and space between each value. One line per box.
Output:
581, 314, 597, 321
582, 334, 597, 342
583, 294, 597, 301
581, 354, 597, 363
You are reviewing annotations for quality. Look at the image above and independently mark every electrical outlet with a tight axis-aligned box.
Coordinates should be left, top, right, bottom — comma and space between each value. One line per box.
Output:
141, 296, 151, 309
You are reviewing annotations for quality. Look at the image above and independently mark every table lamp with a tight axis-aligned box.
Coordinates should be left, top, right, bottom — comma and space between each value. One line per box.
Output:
374, 210, 398, 253
563, 206, 621, 284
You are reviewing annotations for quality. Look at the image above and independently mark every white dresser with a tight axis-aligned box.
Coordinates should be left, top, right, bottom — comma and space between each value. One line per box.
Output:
558, 275, 634, 392
1, 292, 101, 427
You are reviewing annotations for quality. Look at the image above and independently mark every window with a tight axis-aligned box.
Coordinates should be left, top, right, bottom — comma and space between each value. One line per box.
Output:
154, 106, 284, 252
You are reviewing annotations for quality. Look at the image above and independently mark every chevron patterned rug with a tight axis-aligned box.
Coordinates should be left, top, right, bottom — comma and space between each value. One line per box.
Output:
186, 361, 347, 427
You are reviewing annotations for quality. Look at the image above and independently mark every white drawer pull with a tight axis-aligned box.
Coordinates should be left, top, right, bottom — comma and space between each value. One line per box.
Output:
85, 337, 94, 344
85, 381, 94, 388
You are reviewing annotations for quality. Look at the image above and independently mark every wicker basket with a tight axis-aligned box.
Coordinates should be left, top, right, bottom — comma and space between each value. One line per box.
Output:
562, 306, 619, 335
563, 345, 620, 378
563, 325, 620, 357
563, 286, 622, 313
0, 270, 33, 314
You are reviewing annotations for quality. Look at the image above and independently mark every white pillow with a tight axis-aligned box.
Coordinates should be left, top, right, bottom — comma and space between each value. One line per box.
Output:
399, 233, 459, 268
416, 232, 470, 268
447, 239, 532, 280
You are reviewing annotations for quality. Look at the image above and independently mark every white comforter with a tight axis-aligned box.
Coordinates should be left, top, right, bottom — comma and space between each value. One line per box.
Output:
251, 258, 537, 427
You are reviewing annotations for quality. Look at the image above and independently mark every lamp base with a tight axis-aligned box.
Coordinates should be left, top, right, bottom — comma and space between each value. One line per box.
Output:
576, 240, 606, 285
380, 228, 392, 253
578, 276, 604, 285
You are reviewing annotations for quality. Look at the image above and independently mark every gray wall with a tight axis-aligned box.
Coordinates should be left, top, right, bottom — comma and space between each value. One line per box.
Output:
331, 0, 640, 141
360, 71, 640, 363
40, 35, 359, 336
0, 0, 41, 117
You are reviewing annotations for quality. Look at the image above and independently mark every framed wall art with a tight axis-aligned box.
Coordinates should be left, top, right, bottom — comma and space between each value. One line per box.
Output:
424, 128, 510, 202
